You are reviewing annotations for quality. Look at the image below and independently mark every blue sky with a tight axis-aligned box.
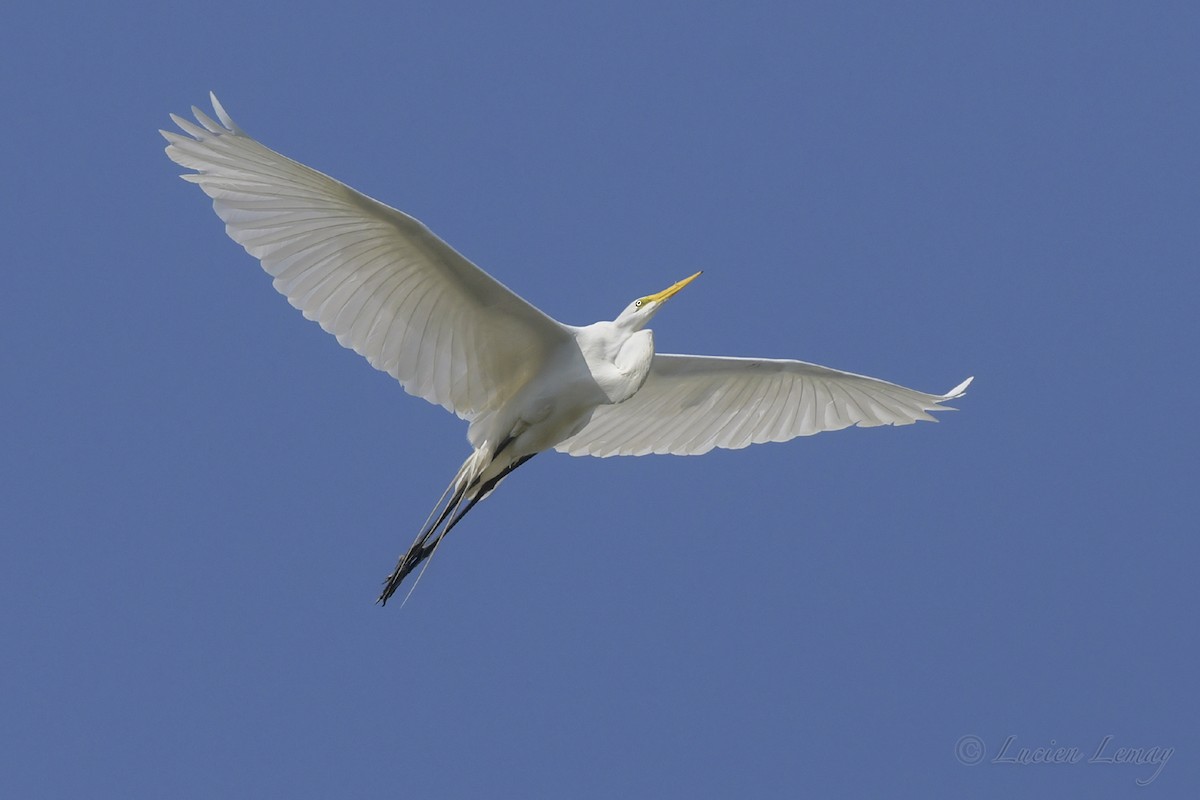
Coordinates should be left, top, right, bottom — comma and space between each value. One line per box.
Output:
3, 2, 1196, 797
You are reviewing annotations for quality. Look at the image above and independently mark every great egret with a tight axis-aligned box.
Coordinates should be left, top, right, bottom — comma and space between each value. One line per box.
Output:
163, 94, 973, 605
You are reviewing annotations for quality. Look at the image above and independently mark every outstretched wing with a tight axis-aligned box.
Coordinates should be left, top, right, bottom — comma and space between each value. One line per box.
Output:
163, 93, 571, 420
556, 354, 973, 457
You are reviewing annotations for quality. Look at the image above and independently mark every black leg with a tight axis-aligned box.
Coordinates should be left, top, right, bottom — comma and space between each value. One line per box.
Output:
376, 453, 538, 606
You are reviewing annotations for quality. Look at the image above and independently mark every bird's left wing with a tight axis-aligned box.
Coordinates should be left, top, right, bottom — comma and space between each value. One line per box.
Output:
162, 94, 571, 421
556, 354, 973, 457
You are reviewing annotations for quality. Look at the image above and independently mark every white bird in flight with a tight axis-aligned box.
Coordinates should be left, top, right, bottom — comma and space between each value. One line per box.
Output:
163, 94, 973, 605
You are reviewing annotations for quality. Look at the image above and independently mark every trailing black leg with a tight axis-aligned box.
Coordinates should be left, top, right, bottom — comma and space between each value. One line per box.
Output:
377, 479, 471, 605
376, 452, 538, 606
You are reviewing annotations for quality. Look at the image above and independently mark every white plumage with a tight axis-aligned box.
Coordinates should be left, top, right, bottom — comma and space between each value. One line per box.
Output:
164, 94, 972, 604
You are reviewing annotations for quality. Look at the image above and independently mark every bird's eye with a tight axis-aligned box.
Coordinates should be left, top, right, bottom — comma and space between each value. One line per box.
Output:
635, 299, 644, 308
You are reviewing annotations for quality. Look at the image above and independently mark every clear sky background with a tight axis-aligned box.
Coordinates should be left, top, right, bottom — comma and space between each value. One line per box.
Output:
2, 2, 1196, 798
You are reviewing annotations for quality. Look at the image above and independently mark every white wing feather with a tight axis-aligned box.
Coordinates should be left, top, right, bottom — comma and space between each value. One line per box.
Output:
162, 94, 570, 420
557, 355, 973, 457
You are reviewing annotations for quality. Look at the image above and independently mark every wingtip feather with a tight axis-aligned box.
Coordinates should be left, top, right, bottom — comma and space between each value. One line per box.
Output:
208, 91, 241, 133
943, 376, 974, 400
191, 105, 224, 133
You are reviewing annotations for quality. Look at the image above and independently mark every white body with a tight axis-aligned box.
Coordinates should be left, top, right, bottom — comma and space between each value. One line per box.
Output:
467, 317, 657, 484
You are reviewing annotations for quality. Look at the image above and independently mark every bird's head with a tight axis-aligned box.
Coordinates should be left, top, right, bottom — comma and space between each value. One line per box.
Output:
616, 271, 702, 330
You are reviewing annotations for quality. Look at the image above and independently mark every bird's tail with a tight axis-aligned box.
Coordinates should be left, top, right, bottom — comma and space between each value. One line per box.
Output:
377, 446, 536, 607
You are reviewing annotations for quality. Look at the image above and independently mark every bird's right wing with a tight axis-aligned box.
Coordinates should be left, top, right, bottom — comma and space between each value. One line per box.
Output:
556, 354, 973, 457
163, 94, 571, 421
